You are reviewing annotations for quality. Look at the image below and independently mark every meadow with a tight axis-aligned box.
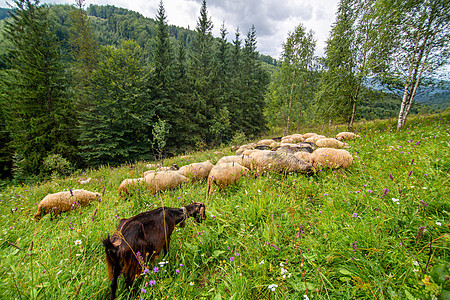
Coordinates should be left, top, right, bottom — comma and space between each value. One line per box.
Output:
0, 112, 449, 300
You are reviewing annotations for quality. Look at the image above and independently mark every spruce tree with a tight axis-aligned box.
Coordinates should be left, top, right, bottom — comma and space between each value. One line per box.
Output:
189, 0, 214, 143
79, 41, 153, 166
3, 0, 78, 179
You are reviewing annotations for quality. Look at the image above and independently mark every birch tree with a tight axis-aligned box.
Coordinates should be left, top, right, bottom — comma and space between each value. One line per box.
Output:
376, 0, 450, 130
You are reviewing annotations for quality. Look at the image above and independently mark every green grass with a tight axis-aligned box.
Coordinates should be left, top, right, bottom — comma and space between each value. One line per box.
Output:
0, 112, 449, 299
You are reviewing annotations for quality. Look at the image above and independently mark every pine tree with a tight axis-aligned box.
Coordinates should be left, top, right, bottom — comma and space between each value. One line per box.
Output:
3, 0, 78, 179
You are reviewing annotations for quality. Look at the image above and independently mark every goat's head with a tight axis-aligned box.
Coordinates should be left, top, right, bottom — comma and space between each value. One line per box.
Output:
186, 202, 206, 223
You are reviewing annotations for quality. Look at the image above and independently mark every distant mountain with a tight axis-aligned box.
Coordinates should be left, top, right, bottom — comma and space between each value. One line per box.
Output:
0, 8, 11, 20
365, 78, 450, 111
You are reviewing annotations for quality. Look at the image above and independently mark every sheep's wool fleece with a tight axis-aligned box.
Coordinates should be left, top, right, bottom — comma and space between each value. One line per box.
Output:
217, 155, 253, 170
35, 189, 101, 219
177, 161, 214, 181
207, 162, 249, 195
294, 151, 312, 163
310, 148, 353, 169
118, 178, 145, 197
144, 171, 190, 193
305, 135, 326, 143
257, 139, 275, 146
302, 133, 318, 139
315, 138, 347, 149
336, 132, 360, 141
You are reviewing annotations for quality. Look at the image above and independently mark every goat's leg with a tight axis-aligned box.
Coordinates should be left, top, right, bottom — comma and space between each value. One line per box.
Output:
109, 264, 122, 300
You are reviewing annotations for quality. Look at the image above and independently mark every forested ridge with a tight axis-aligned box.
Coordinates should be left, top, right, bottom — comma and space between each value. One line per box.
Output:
0, 0, 448, 181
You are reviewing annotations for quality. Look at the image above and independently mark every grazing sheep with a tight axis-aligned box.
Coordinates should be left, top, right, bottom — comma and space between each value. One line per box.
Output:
252, 151, 312, 174
291, 134, 304, 142
34, 189, 102, 220
118, 178, 145, 198
305, 135, 326, 143
103, 202, 206, 300
281, 136, 295, 144
316, 138, 349, 149
177, 161, 214, 182
207, 162, 249, 195
336, 131, 361, 141
257, 139, 275, 146
144, 171, 190, 194
302, 133, 318, 139
294, 151, 312, 163
143, 164, 179, 177
309, 148, 353, 170
231, 145, 240, 152
236, 144, 255, 155
217, 155, 254, 170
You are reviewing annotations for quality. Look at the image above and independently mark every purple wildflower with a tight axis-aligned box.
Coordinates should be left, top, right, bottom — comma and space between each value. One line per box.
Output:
389, 174, 394, 181
175, 269, 180, 274
149, 280, 156, 286
141, 288, 146, 293
153, 266, 159, 273
382, 188, 389, 197
235, 253, 240, 257
367, 189, 373, 193
352, 213, 358, 218
351, 241, 357, 252
143, 268, 149, 274
408, 170, 413, 177
230, 256, 234, 262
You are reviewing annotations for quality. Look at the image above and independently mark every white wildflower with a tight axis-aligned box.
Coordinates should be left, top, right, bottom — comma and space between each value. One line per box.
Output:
268, 284, 278, 291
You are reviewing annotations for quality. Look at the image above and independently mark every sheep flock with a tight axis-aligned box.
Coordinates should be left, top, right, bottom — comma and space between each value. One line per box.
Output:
34, 131, 358, 220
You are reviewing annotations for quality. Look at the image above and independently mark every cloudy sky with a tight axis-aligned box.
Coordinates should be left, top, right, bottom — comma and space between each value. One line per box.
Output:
0, 0, 339, 59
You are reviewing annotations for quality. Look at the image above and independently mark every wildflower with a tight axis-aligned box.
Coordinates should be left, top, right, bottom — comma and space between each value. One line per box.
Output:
230, 256, 234, 262
413, 261, 420, 267
143, 268, 149, 274
149, 280, 156, 286
319, 211, 322, 214
179, 264, 184, 267
375, 206, 379, 211
281, 268, 287, 276
175, 269, 180, 274
74, 239, 82, 246
389, 174, 394, 181
408, 170, 413, 177
436, 221, 442, 226
324, 193, 328, 196
136, 252, 145, 266
190, 282, 195, 286
259, 260, 265, 265
355, 190, 361, 193
352, 213, 358, 218
235, 253, 240, 257
177, 196, 181, 199
158, 260, 169, 266
268, 284, 278, 291
367, 189, 373, 193
392, 198, 400, 205
141, 288, 146, 294
153, 266, 159, 273
420, 200, 428, 206
382, 188, 389, 197
351, 241, 357, 252
304, 295, 310, 300
77, 229, 82, 233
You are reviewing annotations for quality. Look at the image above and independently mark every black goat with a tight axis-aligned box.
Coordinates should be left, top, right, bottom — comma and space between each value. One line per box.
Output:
103, 202, 206, 300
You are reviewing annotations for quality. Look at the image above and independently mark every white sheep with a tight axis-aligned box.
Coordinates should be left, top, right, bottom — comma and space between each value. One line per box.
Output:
217, 155, 254, 170
34, 189, 102, 220
257, 139, 275, 146
294, 151, 312, 163
252, 151, 312, 174
236, 144, 255, 155
316, 138, 349, 149
177, 161, 214, 182
309, 148, 353, 170
118, 178, 145, 198
305, 135, 326, 143
207, 162, 249, 196
144, 170, 190, 194
336, 131, 361, 141
302, 133, 318, 139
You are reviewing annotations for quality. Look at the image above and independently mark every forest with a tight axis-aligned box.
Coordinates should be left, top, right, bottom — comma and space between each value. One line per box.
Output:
0, 0, 448, 181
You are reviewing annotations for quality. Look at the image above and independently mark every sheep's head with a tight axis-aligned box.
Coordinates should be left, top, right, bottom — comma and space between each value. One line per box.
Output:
186, 202, 206, 223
